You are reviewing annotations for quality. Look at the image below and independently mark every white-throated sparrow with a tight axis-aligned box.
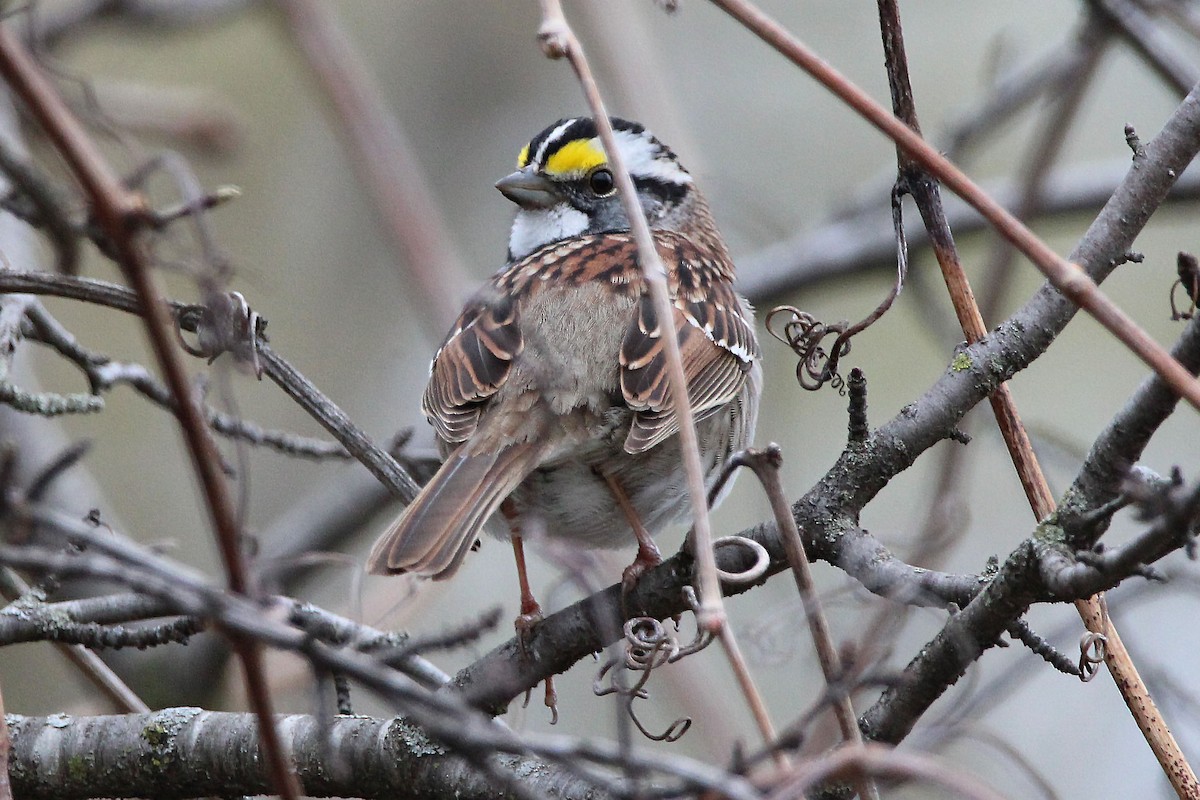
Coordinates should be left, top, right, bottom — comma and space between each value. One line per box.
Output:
368, 117, 761, 624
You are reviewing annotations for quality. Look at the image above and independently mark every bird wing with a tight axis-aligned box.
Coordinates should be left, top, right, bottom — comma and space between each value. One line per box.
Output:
620, 240, 759, 454
421, 283, 522, 445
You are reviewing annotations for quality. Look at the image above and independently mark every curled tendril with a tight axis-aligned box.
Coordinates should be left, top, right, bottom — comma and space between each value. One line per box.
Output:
593, 597, 723, 743
768, 186, 908, 392
1078, 631, 1107, 682
1170, 251, 1199, 321
713, 535, 770, 586
623, 617, 679, 669
594, 629, 692, 742
176, 291, 267, 377
1079, 597, 1109, 683
765, 306, 851, 392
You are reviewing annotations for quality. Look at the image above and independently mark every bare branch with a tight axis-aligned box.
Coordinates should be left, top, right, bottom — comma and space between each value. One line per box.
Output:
0, 27, 299, 797
710, 0, 1200, 412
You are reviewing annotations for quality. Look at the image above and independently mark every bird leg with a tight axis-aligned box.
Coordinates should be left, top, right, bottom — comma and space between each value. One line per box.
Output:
602, 473, 663, 594
501, 500, 557, 722
501, 500, 544, 641
510, 531, 544, 635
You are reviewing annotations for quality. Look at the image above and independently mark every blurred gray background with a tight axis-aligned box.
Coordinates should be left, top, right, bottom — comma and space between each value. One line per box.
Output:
2, 1, 1199, 797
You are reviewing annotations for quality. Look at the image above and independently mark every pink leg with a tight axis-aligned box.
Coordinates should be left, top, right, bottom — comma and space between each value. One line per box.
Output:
501, 500, 558, 722
602, 473, 663, 593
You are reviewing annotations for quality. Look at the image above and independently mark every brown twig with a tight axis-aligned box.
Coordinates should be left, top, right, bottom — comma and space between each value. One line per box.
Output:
714, 625, 788, 769
708, 0, 1200, 416
871, 3, 1198, 795
0, 26, 301, 800
734, 447, 877, 798
534, 0, 727, 631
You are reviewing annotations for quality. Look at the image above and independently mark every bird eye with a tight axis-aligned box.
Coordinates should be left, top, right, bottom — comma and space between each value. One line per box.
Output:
588, 167, 615, 196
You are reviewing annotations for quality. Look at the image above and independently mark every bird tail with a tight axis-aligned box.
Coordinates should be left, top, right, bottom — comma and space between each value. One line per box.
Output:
366, 442, 543, 579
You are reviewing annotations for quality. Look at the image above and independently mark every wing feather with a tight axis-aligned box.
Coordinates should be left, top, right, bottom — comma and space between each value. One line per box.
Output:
421, 288, 523, 444
620, 245, 759, 454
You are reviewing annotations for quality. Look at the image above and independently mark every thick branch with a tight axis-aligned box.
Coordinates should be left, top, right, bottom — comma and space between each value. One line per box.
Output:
5, 710, 607, 800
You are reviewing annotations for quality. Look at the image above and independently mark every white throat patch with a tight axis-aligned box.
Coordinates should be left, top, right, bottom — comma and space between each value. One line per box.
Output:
508, 205, 589, 261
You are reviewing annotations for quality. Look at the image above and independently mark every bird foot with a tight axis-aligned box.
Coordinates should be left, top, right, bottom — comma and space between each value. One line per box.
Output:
514, 602, 544, 657
620, 543, 664, 596
514, 601, 558, 724
521, 677, 559, 724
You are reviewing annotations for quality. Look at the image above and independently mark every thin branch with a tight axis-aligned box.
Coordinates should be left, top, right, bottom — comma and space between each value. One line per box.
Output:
0, 270, 423, 501
1040, 482, 1200, 598
0, 27, 300, 798
735, 447, 875, 798
0, 588, 451, 689
24, 302, 350, 459
708, 0, 1200, 414
1059, 312, 1200, 547
0, 568, 150, 713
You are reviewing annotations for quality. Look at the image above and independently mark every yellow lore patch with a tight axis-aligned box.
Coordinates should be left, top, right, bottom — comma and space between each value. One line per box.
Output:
543, 138, 606, 177
516, 144, 530, 168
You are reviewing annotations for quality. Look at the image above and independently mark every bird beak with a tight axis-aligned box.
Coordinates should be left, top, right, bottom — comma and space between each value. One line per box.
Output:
495, 168, 558, 210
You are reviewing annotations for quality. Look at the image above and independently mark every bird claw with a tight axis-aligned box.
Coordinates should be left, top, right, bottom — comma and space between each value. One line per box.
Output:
515, 604, 558, 723
521, 676, 559, 724
514, 604, 544, 657
621, 546, 663, 595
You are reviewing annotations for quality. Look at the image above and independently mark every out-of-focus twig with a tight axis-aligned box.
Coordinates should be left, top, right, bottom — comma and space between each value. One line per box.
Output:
771, 741, 1009, 800
1089, 0, 1200, 96
273, 0, 470, 331
738, 159, 1200, 302
941, 27, 1094, 160
0, 26, 300, 799
0, 569, 150, 713
977, 15, 1110, 324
